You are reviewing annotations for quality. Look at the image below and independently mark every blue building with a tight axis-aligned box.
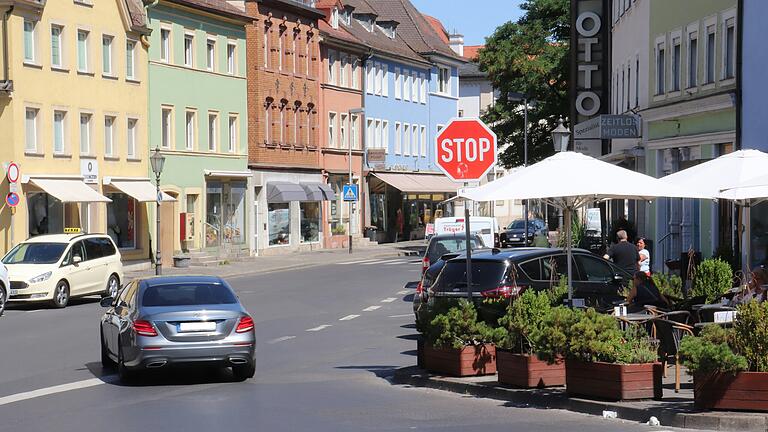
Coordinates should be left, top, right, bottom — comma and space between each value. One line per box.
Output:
341, 0, 463, 242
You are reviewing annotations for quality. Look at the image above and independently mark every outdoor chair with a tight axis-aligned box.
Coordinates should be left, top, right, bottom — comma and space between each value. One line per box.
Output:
692, 304, 737, 331
650, 311, 694, 393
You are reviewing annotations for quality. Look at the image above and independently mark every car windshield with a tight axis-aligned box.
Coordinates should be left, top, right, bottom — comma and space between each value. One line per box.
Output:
507, 220, 527, 230
2, 243, 67, 264
427, 237, 483, 263
433, 261, 508, 292
142, 283, 239, 307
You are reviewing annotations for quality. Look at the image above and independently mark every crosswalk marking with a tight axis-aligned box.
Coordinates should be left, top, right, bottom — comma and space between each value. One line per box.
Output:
267, 336, 297, 344
339, 314, 360, 321
306, 325, 332, 332
336, 259, 379, 265
362, 305, 381, 312
397, 290, 409, 295
381, 297, 397, 303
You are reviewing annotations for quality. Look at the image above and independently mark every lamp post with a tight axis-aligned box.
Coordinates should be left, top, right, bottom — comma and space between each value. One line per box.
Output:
347, 108, 365, 254
150, 147, 166, 275
551, 116, 571, 236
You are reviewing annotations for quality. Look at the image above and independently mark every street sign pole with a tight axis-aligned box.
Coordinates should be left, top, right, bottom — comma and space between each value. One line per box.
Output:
464, 206, 473, 300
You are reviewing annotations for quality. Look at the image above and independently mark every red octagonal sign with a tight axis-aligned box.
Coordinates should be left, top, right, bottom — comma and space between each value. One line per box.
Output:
435, 118, 497, 182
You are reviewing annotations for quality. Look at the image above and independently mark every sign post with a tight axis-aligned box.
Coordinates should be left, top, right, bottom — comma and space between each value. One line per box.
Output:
435, 119, 497, 300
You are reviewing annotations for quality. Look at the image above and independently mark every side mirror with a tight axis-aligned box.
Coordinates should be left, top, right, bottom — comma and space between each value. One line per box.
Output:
614, 274, 624, 281
73, 256, 82, 265
100, 297, 114, 307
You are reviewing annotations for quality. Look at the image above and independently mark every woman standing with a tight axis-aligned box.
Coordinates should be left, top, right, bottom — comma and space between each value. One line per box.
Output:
637, 237, 650, 275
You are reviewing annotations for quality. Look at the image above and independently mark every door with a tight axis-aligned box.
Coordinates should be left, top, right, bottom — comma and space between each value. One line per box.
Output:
82, 238, 106, 294
60, 241, 92, 295
252, 201, 259, 256
104, 281, 135, 356
160, 196, 177, 267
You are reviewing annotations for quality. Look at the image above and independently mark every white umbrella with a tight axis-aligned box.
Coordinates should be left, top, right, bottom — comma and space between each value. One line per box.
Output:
720, 173, 768, 203
459, 151, 681, 304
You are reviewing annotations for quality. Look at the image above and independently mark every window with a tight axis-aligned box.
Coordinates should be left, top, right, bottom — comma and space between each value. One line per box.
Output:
104, 116, 115, 156
375, 119, 382, 151
575, 255, 614, 282
394, 122, 401, 154
300, 202, 320, 243
268, 203, 290, 245
340, 113, 347, 149
293, 108, 299, 144
160, 28, 170, 62
206, 38, 216, 71
126, 40, 136, 79
264, 103, 271, 142
77, 30, 89, 72
278, 30, 284, 70
127, 118, 137, 158
279, 106, 285, 142
292, 33, 297, 74
340, 56, 347, 87
24, 19, 36, 63
688, 33, 698, 88
404, 71, 411, 101
412, 125, 418, 158
635, 56, 640, 107
672, 38, 681, 91
208, 113, 218, 151
411, 71, 418, 102
50, 25, 62, 68
420, 125, 426, 157
107, 194, 137, 249
263, 24, 270, 68
374, 62, 382, 95
394, 67, 401, 99
53, 110, 66, 154
161, 107, 172, 148
184, 33, 194, 67
724, 18, 735, 79
626, 65, 630, 111
185, 111, 196, 150
327, 49, 336, 84
79, 113, 91, 154
656, 42, 665, 94
228, 115, 237, 153
331, 7, 339, 29
305, 34, 311, 76
366, 118, 373, 148
101, 35, 113, 75
366, 62, 373, 94
403, 124, 410, 156
350, 114, 359, 149
328, 112, 336, 148
351, 59, 359, 89
420, 73, 427, 103
25, 108, 38, 152
382, 64, 388, 96
438, 66, 450, 94
382, 120, 389, 153
227, 42, 236, 74
706, 27, 715, 84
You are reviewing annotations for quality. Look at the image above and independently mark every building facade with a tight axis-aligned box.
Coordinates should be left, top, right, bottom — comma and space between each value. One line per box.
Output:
0, 0, 152, 267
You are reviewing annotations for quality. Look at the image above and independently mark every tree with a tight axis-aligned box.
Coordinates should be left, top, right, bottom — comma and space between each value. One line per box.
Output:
478, 0, 570, 168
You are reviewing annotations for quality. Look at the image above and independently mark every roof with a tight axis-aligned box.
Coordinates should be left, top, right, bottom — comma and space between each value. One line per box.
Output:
22, 233, 106, 244
141, 275, 226, 286
166, 0, 253, 20
463, 45, 483, 61
253, 0, 325, 19
314, 0, 342, 8
124, 0, 151, 34
422, 14, 448, 43
458, 61, 486, 78
318, 16, 366, 47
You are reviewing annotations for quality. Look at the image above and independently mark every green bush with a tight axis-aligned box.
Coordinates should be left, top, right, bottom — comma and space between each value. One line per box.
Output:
692, 258, 733, 303
566, 309, 657, 364
532, 306, 580, 363
426, 300, 504, 349
497, 289, 551, 354
679, 325, 747, 375
546, 276, 568, 307
652, 273, 684, 300
331, 225, 346, 235
733, 301, 768, 372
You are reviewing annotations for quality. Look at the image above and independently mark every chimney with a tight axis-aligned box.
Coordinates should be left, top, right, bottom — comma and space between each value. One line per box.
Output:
449, 33, 464, 56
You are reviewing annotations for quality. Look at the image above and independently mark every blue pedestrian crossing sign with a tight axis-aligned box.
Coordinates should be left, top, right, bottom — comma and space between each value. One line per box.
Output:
342, 184, 358, 202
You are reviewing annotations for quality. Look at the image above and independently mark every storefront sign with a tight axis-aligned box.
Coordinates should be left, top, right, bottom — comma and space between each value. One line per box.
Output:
80, 160, 99, 184
574, 115, 641, 140
367, 149, 386, 163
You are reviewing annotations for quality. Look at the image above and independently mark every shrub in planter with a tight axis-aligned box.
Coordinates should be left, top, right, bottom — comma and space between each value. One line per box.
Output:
692, 258, 733, 303
652, 273, 684, 300
423, 300, 503, 377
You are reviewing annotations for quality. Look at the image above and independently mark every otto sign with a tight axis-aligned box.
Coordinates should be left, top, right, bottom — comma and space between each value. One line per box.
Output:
435, 118, 497, 182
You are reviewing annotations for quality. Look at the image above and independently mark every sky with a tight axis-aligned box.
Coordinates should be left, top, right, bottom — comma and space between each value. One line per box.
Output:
409, 0, 525, 46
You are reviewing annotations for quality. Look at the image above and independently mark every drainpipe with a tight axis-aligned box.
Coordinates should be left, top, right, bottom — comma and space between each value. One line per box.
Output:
360, 49, 373, 233
2, 6, 14, 87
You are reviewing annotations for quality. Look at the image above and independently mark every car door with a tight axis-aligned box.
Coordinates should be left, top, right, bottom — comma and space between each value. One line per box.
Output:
106, 281, 137, 356
60, 241, 91, 296
82, 238, 106, 294
573, 253, 624, 304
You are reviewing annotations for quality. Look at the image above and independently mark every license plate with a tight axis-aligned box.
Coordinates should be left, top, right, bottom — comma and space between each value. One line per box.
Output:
10, 289, 17, 296
179, 321, 216, 332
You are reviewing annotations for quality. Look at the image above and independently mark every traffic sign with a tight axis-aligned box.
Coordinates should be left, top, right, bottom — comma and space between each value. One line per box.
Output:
5, 192, 19, 207
6, 162, 19, 183
342, 184, 358, 202
435, 118, 497, 182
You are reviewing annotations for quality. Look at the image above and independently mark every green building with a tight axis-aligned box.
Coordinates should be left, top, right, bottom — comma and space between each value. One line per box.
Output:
147, 0, 253, 263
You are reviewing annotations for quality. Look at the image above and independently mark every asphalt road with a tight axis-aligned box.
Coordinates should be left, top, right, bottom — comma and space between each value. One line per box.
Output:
0, 256, 685, 432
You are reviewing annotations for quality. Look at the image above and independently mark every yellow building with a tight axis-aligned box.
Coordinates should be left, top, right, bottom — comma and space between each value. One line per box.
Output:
0, 0, 154, 267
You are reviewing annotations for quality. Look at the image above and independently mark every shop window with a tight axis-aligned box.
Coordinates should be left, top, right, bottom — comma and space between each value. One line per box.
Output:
224, 182, 246, 245
107, 193, 137, 249
28, 193, 64, 237
300, 202, 320, 243
206, 182, 222, 247
269, 203, 290, 246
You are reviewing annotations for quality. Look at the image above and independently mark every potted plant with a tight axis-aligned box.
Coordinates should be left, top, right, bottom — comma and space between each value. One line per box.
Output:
537, 308, 662, 401
692, 258, 733, 303
496, 289, 565, 388
423, 299, 503, 377
328, 224, 347, 249
679, 301, 768, 411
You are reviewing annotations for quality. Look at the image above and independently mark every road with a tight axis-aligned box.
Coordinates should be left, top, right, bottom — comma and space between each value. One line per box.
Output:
0, 256, 679, 431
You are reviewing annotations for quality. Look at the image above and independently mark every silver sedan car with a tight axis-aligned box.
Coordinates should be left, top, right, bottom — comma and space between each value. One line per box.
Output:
99, 275, 256, 382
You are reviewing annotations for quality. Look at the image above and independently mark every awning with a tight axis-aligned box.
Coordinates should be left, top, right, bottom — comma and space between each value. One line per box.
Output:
28, 178, 111, 203
204, 170, 252, 178
372, 173, 460, 193
267, 182, 308, 203
107, 179, 176, 202
318, 183, 337, 200
300, 183, 337, 201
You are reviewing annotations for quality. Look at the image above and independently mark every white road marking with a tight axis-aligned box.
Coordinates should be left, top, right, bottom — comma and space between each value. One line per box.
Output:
339, 314, 360, 321
0, 377, 111, 407
381, 297, 397, 303
362, 306, 381, 312
266, 336, 296, 344
306, 325, 332, 332
26, 310, 45, 314
383, 260, 408, 266
359, 261, 382, 266
336, 259, 378, 265
397, 290, 409, 295
388, 314, 413, 318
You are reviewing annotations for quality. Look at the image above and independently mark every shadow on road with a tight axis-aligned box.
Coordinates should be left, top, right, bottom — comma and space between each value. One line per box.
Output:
402, 294, 414, 302
396, 334, 420, 341
400, 323, 416, 329
400, 350, 417, 357
335, 365, 398, 380
7, 296, 102, 312
84, 361, 247, 387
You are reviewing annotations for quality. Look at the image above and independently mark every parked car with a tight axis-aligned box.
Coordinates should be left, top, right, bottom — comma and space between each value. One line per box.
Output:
3, 234, 124, 308
426, 248, 631, 323
432, 216, 499, 248
99, 275, 256, 382
499, 218, 549, 247
422, 233, 486, 274
0, 261, 9, 316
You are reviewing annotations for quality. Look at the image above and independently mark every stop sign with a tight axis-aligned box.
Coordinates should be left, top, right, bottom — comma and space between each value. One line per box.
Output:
435, 118, 497, 182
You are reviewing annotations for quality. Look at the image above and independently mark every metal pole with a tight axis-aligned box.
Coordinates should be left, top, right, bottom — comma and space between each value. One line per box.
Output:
155, 174, 162, 276
464, 207, 473, 300
565, 206, 573, 306
348, 120, 353, 254
523, 98, 529, 245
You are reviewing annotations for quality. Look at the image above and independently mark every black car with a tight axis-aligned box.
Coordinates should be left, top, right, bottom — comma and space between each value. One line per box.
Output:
421, 233, 486, 274
499, 219, 548, 247
425, 248, 632, 323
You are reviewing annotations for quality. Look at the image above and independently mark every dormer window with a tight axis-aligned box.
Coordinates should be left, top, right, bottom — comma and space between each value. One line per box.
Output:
377, 22, 396, 39
354, 14, 375, 32
331, 8, 339, 29
340, 7, 352, 26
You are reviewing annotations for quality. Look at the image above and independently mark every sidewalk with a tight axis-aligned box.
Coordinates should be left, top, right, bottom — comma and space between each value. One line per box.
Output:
393, 365, 768, 431
125, 241, 425, 281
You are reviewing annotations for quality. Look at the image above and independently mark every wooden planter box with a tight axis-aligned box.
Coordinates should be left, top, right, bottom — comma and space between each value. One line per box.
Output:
497, 351, 565, 388
695, 372, 768, 411
327, 234, 347, 249
423, 344, 496, 377
565, 359, 662, 401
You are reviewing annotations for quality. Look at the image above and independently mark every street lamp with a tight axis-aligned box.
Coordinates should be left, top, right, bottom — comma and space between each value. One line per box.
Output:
507, 92, 531, 242
347, 107, 365, 254
551, 117, 570, 153
150, 147, 166, 275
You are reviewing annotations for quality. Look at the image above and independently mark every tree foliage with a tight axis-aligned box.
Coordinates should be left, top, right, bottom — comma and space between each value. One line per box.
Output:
478, 0, 570, 168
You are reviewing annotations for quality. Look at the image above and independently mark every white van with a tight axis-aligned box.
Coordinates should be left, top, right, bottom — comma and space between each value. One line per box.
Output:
432, 217, 499, 248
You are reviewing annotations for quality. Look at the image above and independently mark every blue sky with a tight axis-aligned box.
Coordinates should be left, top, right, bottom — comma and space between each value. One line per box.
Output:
410, 0, 525, 46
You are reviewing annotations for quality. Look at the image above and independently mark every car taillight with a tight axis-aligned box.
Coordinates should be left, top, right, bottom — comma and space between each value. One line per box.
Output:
133, 320, 158, 337
422, 257, 430, 274
236, 315, 254, 333
416, 281, 423, 295
480, 285, 527, 299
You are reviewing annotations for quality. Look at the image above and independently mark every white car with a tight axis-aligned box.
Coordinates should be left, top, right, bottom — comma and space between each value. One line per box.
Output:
3, 234, 124, 308
0, 261, 9, 316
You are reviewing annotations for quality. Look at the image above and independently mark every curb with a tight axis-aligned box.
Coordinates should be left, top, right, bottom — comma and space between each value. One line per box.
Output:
392, 366, 768, 432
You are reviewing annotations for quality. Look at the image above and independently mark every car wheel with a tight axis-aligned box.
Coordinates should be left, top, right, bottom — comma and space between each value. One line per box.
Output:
0, 285, 6, 317
100, 328, 115, 368
232, 361, 255, 381
50, 281, 69, 308
103, 275, 119, 299
117, 345, 133, 383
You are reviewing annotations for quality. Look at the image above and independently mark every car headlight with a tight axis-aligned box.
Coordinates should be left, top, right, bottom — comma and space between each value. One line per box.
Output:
29, 271, 52, 284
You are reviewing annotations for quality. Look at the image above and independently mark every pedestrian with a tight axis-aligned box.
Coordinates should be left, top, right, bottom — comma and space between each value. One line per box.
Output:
604, 230, 640, 275
627, 271, 668, 312
395, 208, 404, 242
636, 237, 650, 275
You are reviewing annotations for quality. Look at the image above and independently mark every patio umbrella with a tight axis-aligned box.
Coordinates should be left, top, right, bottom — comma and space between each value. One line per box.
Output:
459, 151, 681, 304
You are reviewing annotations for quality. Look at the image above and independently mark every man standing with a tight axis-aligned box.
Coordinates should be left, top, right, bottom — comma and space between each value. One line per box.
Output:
604, 230, 640, 275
